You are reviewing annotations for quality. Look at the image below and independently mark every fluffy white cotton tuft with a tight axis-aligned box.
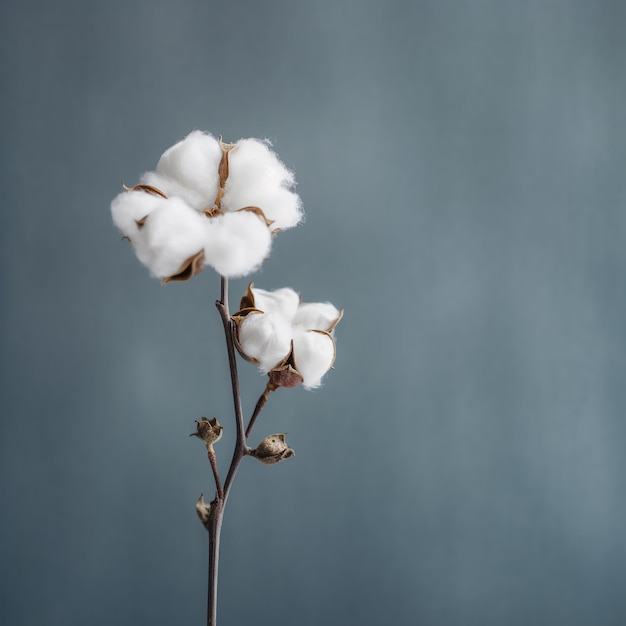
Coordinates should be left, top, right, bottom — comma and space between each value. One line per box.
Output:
250, 286, 300, 319
222, 139, 303, 231
293, 302, 341, 332
291, 329, 336, 389
111, 190, 166, 238
238, 312, 293, 372
204, 211, 272, 278
133, 197, 208, 278
154, 131, 222, 210
139, 171, 208, 213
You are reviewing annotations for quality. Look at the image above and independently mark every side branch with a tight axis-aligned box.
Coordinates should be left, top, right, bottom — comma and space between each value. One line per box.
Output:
245, 382, 275, 438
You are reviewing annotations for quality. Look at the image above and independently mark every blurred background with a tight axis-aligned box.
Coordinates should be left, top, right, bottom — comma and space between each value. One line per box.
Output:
2, 1, 626, 624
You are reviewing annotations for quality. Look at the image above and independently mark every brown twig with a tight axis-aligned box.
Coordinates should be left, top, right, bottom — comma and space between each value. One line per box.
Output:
206, 275, 254, 626
245, 381, 275, 438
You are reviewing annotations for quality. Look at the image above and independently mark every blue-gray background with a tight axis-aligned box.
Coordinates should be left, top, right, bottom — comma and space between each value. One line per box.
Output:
1, 1, 625, 624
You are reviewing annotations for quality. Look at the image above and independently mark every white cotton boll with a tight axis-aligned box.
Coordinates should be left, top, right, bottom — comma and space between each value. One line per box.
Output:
134, 197, 208, 278
203, 211, 271, 278
222, 139, 303, 230
140, 171, 208, 212
111, 190, 165, 237
238, 312, 293, 372
293, 302, 341, 332
155, 131, 222, 210
250, 287, 300, 319
292, 329, 336, 390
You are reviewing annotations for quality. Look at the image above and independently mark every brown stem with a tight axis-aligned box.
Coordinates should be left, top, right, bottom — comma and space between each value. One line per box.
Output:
245, 382, 275, 438
206, 276, 253, 626
216, 277, 252, 498
207, 446, 223, 500
207, 499, 223, 626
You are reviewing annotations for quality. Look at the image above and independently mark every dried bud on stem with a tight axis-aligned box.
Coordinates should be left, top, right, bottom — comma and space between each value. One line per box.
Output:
190, 417, 224, 448
196, 494, 212, 530
250, 433, 295, 465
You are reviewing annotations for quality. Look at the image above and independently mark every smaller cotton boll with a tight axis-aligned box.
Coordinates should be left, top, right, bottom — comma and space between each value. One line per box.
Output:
134, 197, 208, 278
111, 190, 165, 237
140, 171, 208, 212
250, 287, 300, 319
293, 302, 341, 332
238, 312, 293, 372
204, 211, 272, 278
292, 330, 336, 389
155, 131, 222, 209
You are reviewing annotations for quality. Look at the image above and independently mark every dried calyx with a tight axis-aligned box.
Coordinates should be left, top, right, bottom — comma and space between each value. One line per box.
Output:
250, 434, 295, 465
195, 494, 212, 529
190, 417, 223, 448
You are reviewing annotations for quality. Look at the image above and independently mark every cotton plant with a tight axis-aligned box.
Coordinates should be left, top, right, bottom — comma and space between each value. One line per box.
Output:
111, 130, 342, 626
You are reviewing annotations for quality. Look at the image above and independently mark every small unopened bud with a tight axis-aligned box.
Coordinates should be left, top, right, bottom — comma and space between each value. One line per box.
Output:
190, 417, 223, 447
251, 433, 295, 465
196, 494, 212, 529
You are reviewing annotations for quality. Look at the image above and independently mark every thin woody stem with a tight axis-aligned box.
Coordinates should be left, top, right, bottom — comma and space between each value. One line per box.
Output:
207, 275, 253, 626
207, 501, 223, 626
245, 382, 275, 438
216, 277, 251, 497
207, 446, 223, 500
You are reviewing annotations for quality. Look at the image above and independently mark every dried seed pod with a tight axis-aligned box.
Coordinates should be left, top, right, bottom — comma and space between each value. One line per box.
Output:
195, 494, 212, 529
251, 433, 295, 465
190, 417, 223, 447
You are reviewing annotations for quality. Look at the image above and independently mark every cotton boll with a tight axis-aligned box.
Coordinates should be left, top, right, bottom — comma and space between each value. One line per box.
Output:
292, 329, 336, 389
140, 171, 208, 212
238, 312, 293, 372
204, 211, 272, 278
155, 131, 222, 210
134, 197, 208, 279
293, 302, 341, 332
111, 190, 165, 237
250, 287, 300, 319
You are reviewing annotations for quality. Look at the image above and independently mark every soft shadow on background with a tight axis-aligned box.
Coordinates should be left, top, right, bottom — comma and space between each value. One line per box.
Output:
1, 1, 626, 625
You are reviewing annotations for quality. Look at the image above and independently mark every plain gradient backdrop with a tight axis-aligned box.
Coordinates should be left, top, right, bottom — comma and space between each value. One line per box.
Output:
2, 1, 626, 625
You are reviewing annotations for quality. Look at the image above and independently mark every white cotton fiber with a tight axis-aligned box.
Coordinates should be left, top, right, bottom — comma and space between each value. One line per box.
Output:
293, 302, 341, 332
140, 171, 208, 213
291, 329, 336, 389
250, 286, 300, 319
238, 312, 293, 372
111, 190, 166, 237
133, 197, 208, 279
229, 139, 295, 187
222, 139, 303, 231
155, 131, 222, 210
204, 211, 272, 278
